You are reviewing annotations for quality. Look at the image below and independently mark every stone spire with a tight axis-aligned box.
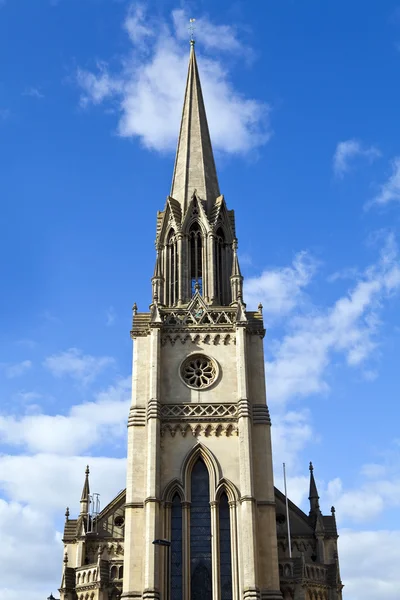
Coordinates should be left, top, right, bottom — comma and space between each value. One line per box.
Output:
170, 41, 220, 214
80, 465, 90, 515
308, 461, 320, 515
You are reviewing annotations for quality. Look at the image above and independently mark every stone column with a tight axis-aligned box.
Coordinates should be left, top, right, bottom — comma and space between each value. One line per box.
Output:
143, 325, 162, 600
236, 324, 259, 600
182, 501, 191, 600
229, 500, 240, 600
207, 232, 216, 303
177, 233, 184, 305
211, 500, 220, 600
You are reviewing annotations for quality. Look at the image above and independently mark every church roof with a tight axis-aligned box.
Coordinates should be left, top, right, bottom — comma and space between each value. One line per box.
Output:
170, 42, 220, 214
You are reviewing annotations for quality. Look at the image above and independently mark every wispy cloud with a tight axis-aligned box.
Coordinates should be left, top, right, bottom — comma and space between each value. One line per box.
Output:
43, 348, 114, 384
371, 156, 400, 206
22, 87, 44, 99
266, 233, 400, 405
106, 305, 116, 326
245, 251, 317, 318
0, 377, 130, 455
1, 360, 32, 379
76, 4, 270, 154
333, 139, 380, 178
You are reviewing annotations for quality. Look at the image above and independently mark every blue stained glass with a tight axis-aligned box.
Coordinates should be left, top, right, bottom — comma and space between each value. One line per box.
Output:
219, 493, 233, 600
190, 460, 212, 600
171, 494, 182, 600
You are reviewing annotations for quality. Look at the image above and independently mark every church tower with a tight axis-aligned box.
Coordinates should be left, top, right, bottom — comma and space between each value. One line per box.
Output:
123, 41, 282, 600
58, 41, 343, 600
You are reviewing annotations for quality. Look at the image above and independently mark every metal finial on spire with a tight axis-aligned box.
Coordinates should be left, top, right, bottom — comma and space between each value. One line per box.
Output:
85, 465, 89, 476
189, 18, 196, 45
309, 461, 314, 472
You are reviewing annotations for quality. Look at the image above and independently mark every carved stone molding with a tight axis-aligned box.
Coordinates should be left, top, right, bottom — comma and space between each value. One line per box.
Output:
161, 422, 238, 438
147, 399, 161, 420
161, 403, 237, 422
252, 404, 271, 425
128, 407, 146, 427
237, 399, 251, 419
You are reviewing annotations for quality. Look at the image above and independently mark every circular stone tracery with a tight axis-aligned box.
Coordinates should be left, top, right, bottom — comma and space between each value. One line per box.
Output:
181, 354, 217, 389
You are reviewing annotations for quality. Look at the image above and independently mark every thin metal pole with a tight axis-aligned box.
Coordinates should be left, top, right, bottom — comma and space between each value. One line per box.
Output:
283, 462, 292, 558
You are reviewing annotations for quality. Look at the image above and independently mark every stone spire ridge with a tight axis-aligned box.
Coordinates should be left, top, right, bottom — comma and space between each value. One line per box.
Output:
308, 461, 320, 514
170, 41, 220, 214
80, 465, 90, 515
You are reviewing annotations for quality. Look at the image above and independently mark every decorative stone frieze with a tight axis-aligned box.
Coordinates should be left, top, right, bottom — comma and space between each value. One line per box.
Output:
160, 403, 237, 421
160, 422, 238, 437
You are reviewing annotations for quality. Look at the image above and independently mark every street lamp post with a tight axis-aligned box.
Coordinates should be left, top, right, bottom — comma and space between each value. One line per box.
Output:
152, 539, 171, 600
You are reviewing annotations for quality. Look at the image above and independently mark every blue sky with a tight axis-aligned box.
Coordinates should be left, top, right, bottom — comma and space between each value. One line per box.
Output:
1, 1, 400, 598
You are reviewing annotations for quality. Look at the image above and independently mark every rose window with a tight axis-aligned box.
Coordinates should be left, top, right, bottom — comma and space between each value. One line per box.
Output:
181, 355, 217, 389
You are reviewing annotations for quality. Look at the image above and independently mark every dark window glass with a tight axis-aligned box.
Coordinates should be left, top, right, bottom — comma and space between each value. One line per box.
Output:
171, 494, 183, 600
190, 223, 203, 296
219, 493, 232, 600
190, 460, 212, 600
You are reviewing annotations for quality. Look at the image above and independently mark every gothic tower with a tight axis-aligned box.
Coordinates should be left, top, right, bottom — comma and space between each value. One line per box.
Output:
58, 42, 343, 600
123, 41, 281, 600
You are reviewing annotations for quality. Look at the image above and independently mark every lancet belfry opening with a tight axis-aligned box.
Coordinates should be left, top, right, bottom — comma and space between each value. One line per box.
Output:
189, 222, 203, 296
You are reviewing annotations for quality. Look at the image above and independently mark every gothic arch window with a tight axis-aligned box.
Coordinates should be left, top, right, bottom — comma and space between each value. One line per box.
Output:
167, 229, 177, 306
190, 459, 212, 600
219, 492, 232, 600
215, 227, 225, 304
82, 572, 86, 584
189, 223, 203, 296
171, 494, 183, 600
87, 571, 91, 583
119, 565, 124, 579
111, 565, 117, 580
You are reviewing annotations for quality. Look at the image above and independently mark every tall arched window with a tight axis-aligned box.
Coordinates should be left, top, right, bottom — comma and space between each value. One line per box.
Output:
219, 493, 232, 600
216, 228, 225, 304
171, 494, 183, 600
167, 229, 177, 306
190, 223, 203, 296
190, 460, 212, 600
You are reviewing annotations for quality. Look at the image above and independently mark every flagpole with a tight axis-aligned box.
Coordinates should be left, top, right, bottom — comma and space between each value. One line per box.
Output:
283, 462, 292, 558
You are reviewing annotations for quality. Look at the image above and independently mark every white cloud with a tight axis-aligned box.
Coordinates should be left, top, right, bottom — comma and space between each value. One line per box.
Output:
0, 377, 130, 455
340, 529, 400, 600
124, 3, 153, 45
76, 4, 270, 154
43, 347, 115, 384
1, 359, 32, 378
245, 251, 317, 317
0, 498, 62, 600
0, 455, 127, 599
372, 156, 400, 205
333, 139, 380, 178
266, 234, 400, 405
172, 10, 249, 57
